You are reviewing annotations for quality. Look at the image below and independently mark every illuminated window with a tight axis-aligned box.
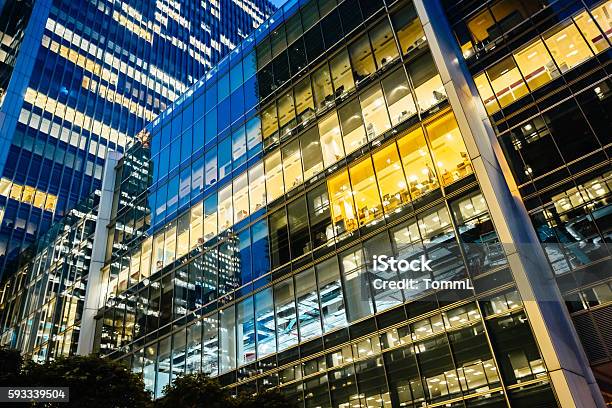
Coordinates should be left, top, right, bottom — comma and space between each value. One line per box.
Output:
349, 158, 382, 227
190, 202, 203, 248
44, 194, 57, 212
474, 73, 500, 114
282, 139, 303, 192
261, 103, 278, 142
319, 112, 345, 167
338, 99, 366, 154
312, 64, 334, 113
397, 126, 439, 197
218, 184, 233, 231
22, 186, 35, 204
204, 194, 218, 241
294, 76, 315, 124
426, 113, 473, 186
408, 53, 446, 112
349, 34, 376, 84
391, 2, 425, 56
9, 183, 23, 201
128, 252, 140, 292
328, 169, 357, 234
370, 19, 399, 67
265, 150, 284, 202
233, 173, 249, 222
176, 212, 190, 259
544, 20, 594, 73
140, 237, 152, 279
382, 67, 417, 126
582, 1, 612, 52
0, 179, 10, 196
373, 144, 409, 214
513, 39, 556, 92
300, 127, 324, 180
153, 232, 164, 272
163, 222, 176, 267
330, 49, 354, 98
248, 163, 266, 213
360, 84, 391, 140
486, 56, 527, 108
277, 91, 296, 136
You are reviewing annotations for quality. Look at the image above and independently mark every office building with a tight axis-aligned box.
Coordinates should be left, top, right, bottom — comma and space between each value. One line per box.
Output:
64, 0, 607, 405
0, 0, 276, 272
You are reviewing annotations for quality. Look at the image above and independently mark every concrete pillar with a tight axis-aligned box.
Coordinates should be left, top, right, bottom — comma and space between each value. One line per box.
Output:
76, 150, 121, 355
413, 1, 604, 406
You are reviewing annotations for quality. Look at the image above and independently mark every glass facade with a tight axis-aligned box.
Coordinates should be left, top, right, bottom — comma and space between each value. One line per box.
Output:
0, 0, 276, 272
82, 0, 584, 405
0, 194, 100, 361
443, 0, 612, 401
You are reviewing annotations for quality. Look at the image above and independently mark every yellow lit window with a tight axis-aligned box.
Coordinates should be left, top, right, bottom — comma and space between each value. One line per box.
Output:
360, 84, 391, 140
233, 173, 249, 222
277, 91, 296, 135
319, 112, 345, 167
282, 139, 303, 192
176, 212, 190, 259
300, 127, 324, 181
9, 183, 23, 201
294, 77, 315, 124
426, 113, 473, 187
0, 178, 10, 196
474, 73, 499, 114
397, 127, 439, 197
265, 150, 284, 203
261, 103, 278, 141
44, 194, 57, 212
544, 20, 594, 73
330, 49, 355, 98
118, 263, 129, 292
140, 237, 152, 280
130, 250, 141, 283
349, 158, 382, 227
514, 39, 556, 92
248, 163, 266, 213
33, 191, 46, 209
218, 184, 233, 232
21, 185, 34, 204
338, 99, 366, 155
381, 68, 417, 126
152, 233, 164, 272
204, 196, 218, 241
586, 1, 612, 50
328, 169, 357, 234
163, 222, 177, 267
373, 144, 410, 214
189, 202, 203, 249
486, 56, 528, 108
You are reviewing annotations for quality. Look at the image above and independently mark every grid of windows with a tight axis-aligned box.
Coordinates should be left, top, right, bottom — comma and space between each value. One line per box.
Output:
89, 0, 572, 406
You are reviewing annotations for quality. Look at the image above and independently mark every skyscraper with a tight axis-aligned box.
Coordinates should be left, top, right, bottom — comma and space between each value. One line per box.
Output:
55, 0, 605, 404
1, 0, 610, 405
0, 0, 275, 272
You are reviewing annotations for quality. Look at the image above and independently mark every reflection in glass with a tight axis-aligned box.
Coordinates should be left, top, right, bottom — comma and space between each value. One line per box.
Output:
338, 98, 366, 154
360, 84, 391, 140
300, 127, 324, 180
382, 68, 416, 126
330, 49, 355, 99
275, 278, 298, 351
319, 112, 345, 167
370, 19, 399, 67
349, 34, 376, 83
265, 150, 284, 203
312, 64, 334, 113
